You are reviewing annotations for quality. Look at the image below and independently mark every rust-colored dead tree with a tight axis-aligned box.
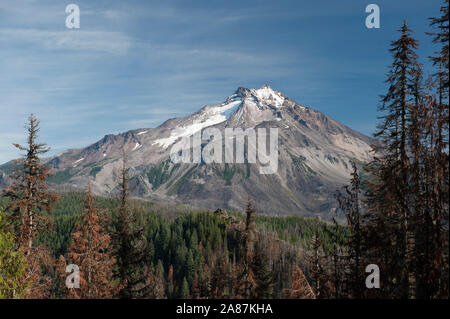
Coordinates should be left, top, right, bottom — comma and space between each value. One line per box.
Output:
5, 114, 58, 298
284, 266, 316, 299
60, 184, 117, 299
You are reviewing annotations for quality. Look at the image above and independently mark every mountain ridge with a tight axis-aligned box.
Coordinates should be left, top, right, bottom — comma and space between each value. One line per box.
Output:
0, 85, 374, 219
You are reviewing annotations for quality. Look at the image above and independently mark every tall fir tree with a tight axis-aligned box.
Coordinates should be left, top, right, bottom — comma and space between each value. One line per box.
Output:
365, 21, 422, 298
306, 224, 328, 298
5, 114, 58, 255
250, 248, 273, 299
5, 114, 58, 298
210, 250, 230, 298
59, 184, 117, 299
115, 150, 152, 298
429, 0, 449, 95
422, 0, 449, 298
180, 277, 189, 299
234, 198, 257, 298
233, 198, 273, 298
336, 162, 365, 298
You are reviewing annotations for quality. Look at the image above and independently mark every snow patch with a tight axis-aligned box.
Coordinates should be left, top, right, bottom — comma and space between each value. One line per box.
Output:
132, 142, 142, 151
137, 130, 148, 135
153, 99, 243, 149
72, 158, 84, 167
73, 158, 84, 164
254, 86, 284, 108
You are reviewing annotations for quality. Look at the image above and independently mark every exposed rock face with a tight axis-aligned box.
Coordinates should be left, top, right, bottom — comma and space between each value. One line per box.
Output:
0, 85, 374, 219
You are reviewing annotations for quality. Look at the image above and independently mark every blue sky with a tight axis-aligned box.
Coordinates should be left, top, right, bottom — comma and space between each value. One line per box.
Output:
0, 0, 443, 164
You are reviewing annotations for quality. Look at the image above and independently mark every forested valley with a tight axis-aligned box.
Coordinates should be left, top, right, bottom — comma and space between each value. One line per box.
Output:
0, 1, 448, 300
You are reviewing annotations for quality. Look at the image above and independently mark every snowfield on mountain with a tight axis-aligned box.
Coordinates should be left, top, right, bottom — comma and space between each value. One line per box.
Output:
0, 85, 374, 219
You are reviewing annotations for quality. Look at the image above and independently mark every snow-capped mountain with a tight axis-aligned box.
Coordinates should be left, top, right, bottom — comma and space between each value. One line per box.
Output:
0, 85, 374, 218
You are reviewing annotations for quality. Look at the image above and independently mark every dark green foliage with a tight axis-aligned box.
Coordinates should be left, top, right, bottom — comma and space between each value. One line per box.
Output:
180, 277, 189, 298
256, 215, 348, 252
0, 210, 28, 298
325, 154, 339, 164
251, 250, 273, 298
48, 169, 73, 184
167, 165, 197, 195
115, 154, 152, 299
89, 166, 102, 178
147, 161, 179, 190
290, 154, 316, 176
4, 191, 340, 299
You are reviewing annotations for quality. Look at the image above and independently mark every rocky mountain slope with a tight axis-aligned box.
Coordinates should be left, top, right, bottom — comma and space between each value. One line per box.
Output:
0, 85, 373, 219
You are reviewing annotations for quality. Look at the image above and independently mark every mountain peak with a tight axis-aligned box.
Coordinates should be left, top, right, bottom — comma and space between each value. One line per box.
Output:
233, 84, 285, 108
1, 84, 374, 218
260, 83, 272, 90
252, 84, 285, 108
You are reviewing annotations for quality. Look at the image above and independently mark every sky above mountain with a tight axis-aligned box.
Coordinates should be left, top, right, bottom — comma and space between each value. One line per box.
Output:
0, 0, 442, 164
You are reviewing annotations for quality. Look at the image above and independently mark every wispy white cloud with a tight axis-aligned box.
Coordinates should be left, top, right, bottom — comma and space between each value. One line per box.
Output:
0, 28, 133, 54
0, 1, 334, 166
0, 0, 437, 165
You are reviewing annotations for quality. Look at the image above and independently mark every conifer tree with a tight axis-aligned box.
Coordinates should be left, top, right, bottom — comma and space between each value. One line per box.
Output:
233, 198, 274, 298
148, 265, 166, 299
365, 21, 422, 298
5, 114, 58, 298
307, 225, 328, 298
198, 263, 212, 298
429, 0, 449, 95
115, 150, 152, 298
251, 250, 273, 298
6, 114, 58, 255
234, 198, 257, 298
60, 184, 117, 299
167, 264, 175, 298
323, 215, 345, 299
420, 0, 449, 298
0, 210, 28, 299
210, 251, 230, 298
180, 277, 189, 299
336, 162, 365, 298
284, 266, 316, 299
191, 272, 201, 299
